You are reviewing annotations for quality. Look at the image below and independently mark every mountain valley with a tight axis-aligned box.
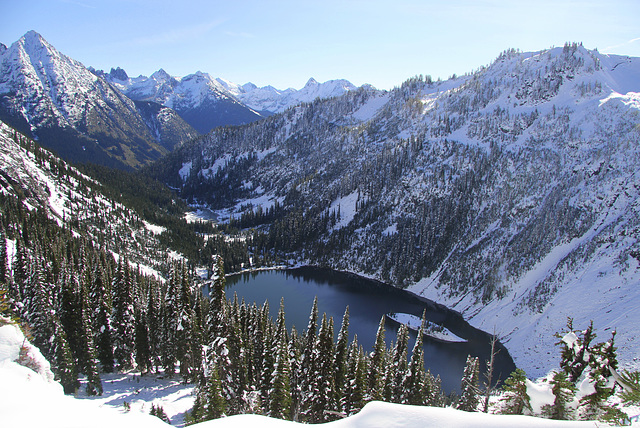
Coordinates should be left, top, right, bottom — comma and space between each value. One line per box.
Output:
1, 30, 640, 425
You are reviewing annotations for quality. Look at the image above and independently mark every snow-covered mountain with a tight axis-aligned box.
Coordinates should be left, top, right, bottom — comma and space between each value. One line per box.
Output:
154, 43, 640, 377
103, 68, 263, 134
0, 31, 197, 169
103, 67, 360, 131
226, 77, 359, 114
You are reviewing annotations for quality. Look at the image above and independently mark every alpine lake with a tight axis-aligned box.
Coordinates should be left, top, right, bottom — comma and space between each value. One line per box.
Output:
212, 266, 516, 394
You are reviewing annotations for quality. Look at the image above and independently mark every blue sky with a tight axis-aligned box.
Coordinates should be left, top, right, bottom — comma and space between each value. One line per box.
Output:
1, 0, 639, 90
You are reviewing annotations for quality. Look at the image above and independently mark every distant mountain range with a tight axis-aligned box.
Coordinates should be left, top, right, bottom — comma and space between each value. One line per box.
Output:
96, 67, 360, 131
0, 31, 362, 168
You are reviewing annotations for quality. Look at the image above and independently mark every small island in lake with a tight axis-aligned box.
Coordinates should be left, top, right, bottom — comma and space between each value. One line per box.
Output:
385, 313, 467, 343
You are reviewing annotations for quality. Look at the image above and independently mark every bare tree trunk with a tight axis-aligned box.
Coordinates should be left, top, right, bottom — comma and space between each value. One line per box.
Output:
483, 331, 500, 413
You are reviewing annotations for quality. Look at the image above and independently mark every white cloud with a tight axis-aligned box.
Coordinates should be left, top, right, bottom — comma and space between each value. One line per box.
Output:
603, 37, 640, 53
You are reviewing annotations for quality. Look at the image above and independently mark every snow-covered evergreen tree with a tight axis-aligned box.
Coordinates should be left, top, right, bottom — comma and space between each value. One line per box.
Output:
542, 371, 576, 420
333, 306, 350, 403
341, 337, 367, 416
111, 259, 136, 371
457, 355, 480, 412
498, 368, 532, 415
268, 334, 292, 419
388, 323, 409, 403
403, 316, 427, 405
92, 266, 114, 373
367, 315, 387, 401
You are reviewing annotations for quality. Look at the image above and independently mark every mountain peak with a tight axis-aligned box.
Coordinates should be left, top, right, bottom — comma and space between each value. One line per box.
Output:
151, 68, 172, 81
109, 66, 128, 81
305, 77, 319, 87
23, 29, 43, 41
242, 82, 258, 92
18, 30, 52, 53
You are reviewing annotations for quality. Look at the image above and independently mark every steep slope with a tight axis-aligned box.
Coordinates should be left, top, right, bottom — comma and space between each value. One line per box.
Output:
0, 31, 196, 169
152, 44, 640, 376
0, 119, 168, 270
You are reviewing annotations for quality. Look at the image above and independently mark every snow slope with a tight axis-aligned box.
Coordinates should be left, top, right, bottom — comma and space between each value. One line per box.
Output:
0, 319, 169, 428
0, 119, 169, 272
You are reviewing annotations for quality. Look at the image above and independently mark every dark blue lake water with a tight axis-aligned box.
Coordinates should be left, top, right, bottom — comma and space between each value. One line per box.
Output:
223, 266, 516, 393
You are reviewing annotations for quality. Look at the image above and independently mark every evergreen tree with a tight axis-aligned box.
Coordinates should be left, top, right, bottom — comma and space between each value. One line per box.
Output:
268, 335, 292, 419
556, 318, 595, 383
388, 323, 409, 403
134, 307, 152, 374
333, 306, 350, 403
542, 371, 576, 420
577, 331, 619, 420
367, 315, 387, 401
258, 303, 275, 402
51, 316, 79, 394
403, 315, 428, 405
298, 297, 319, 419
150, 404, 171, 424
305, 314, 336, 423
79, 275, 102, 396
93, 267, 115, 373
20, 249, 55, 358
457, 355, 480, 412
175, 263, 196, 380
58, 264, 85, 368
0, 225, 8, 285
146, 284, 162, 372
288, 325, 304, 421
202, 362, 227, 420
556, 319, 619, 420
499, 368, 532, 415
112, 259, 136, 371
10, 238, 28, 313
209, 256, 226, 319
341, 337, 367, 416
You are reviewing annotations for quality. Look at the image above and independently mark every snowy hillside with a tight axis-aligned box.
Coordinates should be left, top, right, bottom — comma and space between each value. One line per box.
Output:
154, 43, 640, 377
0, 31, 197, 168
0, 119, 168, 271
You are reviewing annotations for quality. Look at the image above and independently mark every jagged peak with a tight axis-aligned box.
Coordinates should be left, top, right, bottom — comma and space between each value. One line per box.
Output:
22, 29, 44, 41
17, 30, 54, 53
109, 66, 129, 81
304, 77, 319, 87
151, 68, 172, 81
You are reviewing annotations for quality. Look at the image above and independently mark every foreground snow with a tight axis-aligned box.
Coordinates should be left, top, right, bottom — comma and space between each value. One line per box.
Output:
198, 402, 601, 428
4, 318, 640, 428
